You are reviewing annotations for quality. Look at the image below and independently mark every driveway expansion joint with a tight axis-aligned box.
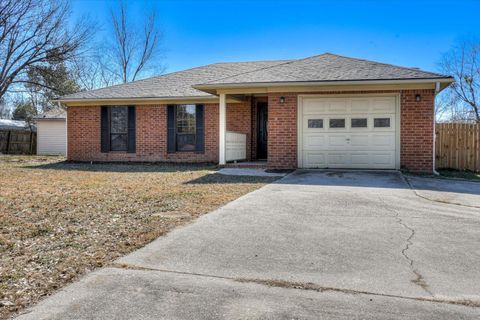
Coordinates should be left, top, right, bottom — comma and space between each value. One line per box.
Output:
402, 174, 480, 209
109, 263, 479, 308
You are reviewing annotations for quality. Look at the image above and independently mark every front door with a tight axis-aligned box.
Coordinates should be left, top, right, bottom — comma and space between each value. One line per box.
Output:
257, 102, 268, 160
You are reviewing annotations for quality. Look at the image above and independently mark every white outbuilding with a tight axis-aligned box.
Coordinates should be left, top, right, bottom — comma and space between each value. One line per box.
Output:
35, 108, 66, 156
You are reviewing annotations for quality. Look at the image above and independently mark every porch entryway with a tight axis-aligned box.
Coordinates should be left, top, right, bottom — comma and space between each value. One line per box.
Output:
256, 101, 268, 160
221, 95, 268, 167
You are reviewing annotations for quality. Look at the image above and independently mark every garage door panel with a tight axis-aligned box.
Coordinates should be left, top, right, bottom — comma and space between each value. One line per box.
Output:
303, 152, 327, 168
328, 101, 348, 113
300, 96, 397, 169
350, 153, 370, 166
350, 134, 370, 147
328, 135, 349, 148
372, 134, 395, 147
304, 135, 326, 148
327, 153, 348, 166
350, 99, 370, 112
372, 152, 395, 166
304, 100, 328, 114
372, 98, 396, 113
302, 151, 396, 169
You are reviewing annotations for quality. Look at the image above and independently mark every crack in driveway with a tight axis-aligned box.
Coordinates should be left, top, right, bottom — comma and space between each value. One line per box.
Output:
110, 262, 479, 307
377, 194, 434, 296
402, 174, 480, 209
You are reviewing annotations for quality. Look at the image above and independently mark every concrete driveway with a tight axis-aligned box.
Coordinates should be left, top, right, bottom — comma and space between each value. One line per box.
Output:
17, 171, 480, 319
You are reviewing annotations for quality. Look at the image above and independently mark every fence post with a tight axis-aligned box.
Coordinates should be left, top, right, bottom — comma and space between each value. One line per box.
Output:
28, 131, 33, 154
5, 130, 11, 154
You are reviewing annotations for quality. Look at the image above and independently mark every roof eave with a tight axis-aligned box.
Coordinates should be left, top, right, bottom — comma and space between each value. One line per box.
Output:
53, 95, 218, 105
193, 78, 455, 93
34, 117, 66, 121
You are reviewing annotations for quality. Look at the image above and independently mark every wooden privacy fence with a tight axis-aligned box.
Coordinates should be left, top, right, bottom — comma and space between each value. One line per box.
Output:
435, 123, 480, 172
0, 130, 37, 155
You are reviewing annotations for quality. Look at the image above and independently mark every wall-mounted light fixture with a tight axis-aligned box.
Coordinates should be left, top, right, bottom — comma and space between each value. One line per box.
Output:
279, 96, 286, 104
415, 94, 421, 102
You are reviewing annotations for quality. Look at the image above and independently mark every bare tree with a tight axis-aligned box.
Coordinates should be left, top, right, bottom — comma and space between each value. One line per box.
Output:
0, 0, 91, 100
439, 39, 480, 122
70, 53, 118, 91
108, 1, 163, 83
0, 97, 10, 118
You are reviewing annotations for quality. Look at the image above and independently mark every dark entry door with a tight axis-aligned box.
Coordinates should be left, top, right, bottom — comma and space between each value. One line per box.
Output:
257, 102, 268, 159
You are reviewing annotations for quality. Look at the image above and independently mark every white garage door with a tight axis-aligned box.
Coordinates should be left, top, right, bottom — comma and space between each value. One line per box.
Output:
299, 96, 398, 169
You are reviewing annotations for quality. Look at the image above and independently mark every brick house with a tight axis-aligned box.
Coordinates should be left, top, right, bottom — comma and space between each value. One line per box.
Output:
57, 53, 453, 172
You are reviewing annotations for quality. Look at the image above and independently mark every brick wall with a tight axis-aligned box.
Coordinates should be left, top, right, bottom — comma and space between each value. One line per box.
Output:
67, 106, 101, 161
267, 93, 298, 169
400, 89, 435, 172
67, 102, 253, 163
67, 104, 219, 162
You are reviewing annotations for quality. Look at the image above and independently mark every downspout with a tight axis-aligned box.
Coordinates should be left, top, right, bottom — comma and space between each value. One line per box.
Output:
432, 82, 441, 175
59, 101, 67, 159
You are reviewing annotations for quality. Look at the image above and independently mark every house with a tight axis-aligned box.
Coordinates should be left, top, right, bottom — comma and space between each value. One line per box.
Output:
56, 53, 453, 172
34, 108, 67, 155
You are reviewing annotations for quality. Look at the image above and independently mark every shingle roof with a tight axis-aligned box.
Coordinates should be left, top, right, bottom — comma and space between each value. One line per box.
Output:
60, 60, 291, 100
199, 53, 450, 86
0, 119, 35, 131
59, 53, 451, 101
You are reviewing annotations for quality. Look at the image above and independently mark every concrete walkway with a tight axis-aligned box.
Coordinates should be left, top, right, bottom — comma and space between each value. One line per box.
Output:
17, 171, 480, 319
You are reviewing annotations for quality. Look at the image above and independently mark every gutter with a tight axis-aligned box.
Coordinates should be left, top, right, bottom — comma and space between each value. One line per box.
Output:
63, 101, 68, 160
54, 78, 454, 104
52, 95, 217, 104
34, 118, 66, 121
432, 81, 443, 176
193, 77, 455, 91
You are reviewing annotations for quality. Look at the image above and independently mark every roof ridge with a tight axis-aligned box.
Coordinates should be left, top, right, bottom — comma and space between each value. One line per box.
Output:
202, 53, 331, 85
213, 59, 294, 64
326, 52, 449, 77
61, 60, 296, 99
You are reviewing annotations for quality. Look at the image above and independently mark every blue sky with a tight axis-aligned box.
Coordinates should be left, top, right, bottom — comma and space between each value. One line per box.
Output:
71, 0, 480, 75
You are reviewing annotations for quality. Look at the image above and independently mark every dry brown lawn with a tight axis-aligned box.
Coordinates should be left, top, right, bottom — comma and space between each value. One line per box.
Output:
0, 156, 276, 319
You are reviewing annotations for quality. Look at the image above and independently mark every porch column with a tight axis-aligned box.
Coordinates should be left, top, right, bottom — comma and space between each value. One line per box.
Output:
219, 93, 226, 165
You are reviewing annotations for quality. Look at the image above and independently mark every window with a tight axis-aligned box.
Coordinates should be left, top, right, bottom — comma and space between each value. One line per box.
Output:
329, 118, 345, 128
351, 118, 367, 128
101, 106, 135, 153
176, 105, 196, 151
110, 106, 128, 151
308, 119, 323, 128
374, 118, 390, 128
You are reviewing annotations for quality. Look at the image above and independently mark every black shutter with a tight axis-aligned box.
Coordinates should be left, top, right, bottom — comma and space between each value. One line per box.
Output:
195, 104, 204, 153
167, 105, 176, 153
100, 106, 109, 152
127, 106, 136, 153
